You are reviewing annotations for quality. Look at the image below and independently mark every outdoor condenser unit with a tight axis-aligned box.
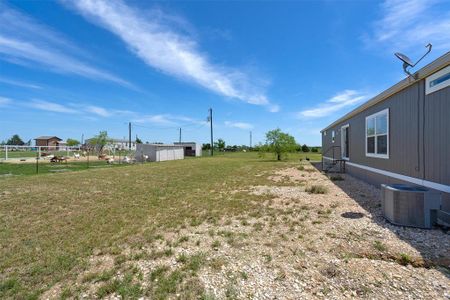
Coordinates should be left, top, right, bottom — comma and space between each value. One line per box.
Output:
381, 184, 441, 229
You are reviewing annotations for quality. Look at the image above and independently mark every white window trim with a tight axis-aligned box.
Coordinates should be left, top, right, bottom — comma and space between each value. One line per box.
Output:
331, 130, 335, 143
425, 65, 450, 95
365, 108, 389, 159
341, 124, 350, 161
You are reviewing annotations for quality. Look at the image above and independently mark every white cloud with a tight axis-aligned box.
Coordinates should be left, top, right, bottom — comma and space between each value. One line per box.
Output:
224, 121, 254, 130
133, 114, 176, 126
365, 0, 450, 53
268, 104, 280, 113
297, 90, 370, 119
0, 77, 42, 89
28, 99, 78, 114
132, 114, 207, 127
0, 5, 132, 87
66, 0, 276, 109
0, 96, 12, 106
85, 105, 112, 117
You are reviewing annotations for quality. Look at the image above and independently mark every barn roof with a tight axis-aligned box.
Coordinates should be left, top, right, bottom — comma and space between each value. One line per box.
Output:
34, 136, 62, 141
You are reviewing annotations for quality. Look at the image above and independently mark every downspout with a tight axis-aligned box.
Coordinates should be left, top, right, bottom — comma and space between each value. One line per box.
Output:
422, 81, 426, 180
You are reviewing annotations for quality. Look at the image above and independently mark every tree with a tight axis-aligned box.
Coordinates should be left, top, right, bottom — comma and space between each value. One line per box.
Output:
301, 144, 310, 152
6, 134, 24, 145
264, 129, 297, 161
88, 131, 110, 154
214, 138, 226, 151
66, 138, 80, 146
202, 143, 211, 150
135, 136, 143, 144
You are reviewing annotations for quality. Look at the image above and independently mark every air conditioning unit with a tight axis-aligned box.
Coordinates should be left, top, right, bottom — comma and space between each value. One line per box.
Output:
381, 184, 441, 229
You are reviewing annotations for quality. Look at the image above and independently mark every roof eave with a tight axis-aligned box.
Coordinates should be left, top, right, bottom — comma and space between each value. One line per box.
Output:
321, 51, 450, 132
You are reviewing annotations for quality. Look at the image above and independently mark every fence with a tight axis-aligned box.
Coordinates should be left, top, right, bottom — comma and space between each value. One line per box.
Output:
1, 145, 83, 162
0, 145, 140, 176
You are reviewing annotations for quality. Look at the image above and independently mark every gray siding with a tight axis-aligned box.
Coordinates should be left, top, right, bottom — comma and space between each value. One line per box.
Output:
323, 81, 424, 179
424, 86, 450, 186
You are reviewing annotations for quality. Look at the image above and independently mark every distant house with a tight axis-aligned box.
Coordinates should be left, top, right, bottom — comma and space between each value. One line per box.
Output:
84, 138, 136, 151
174, 142, 202, 157
34, 136, 63, 149
110, 139, 136, 150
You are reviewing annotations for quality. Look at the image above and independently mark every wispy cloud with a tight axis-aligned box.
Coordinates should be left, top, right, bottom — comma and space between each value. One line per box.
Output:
0, 77, 42, 89
224, 121, 254, 130
66, 0, 277, 110
28, 99, 78, 114
0, 96, 12, 106
365, 0, 450, 53
133, 115, 176, 126
133, 114, 207, 127
85, 105, 112, 117
297, 90, 370, 119
0, 4, 132, 87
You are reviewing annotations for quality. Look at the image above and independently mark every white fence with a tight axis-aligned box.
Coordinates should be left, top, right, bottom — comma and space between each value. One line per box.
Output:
1, 145, 81, 161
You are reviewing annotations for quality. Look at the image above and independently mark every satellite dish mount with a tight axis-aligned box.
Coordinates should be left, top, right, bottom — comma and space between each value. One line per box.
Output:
395, 43, 432, 79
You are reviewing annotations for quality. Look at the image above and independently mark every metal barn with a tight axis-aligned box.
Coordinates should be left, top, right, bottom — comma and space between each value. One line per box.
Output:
174, 142, 202, 157
136, 144, 184, 162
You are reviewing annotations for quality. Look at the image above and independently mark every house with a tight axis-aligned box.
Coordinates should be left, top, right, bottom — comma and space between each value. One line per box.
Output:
110, 139, 136, 151
135, 144, 184, 162
84, 138, 136, 151
321, 51, 450, 220
174, 142, 202, 157
34, 136, 63, 149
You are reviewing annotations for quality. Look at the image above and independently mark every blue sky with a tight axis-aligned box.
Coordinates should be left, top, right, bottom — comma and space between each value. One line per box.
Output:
1, 0, 449, 146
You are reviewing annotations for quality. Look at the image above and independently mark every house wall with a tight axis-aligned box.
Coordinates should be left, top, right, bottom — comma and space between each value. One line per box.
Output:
35, 138, 60, 148
322, 81, 450, 211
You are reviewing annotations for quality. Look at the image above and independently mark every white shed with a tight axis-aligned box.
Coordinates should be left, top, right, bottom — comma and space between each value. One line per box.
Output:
136, 144, 184, 162
173, 142, 202, 157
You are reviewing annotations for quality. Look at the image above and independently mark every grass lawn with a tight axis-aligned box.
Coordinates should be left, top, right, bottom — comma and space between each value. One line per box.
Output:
0, 160, 128, 176
0, 151, 320, 299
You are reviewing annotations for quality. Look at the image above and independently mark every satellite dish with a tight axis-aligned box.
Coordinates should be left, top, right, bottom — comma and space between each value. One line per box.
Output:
394, 44, 432, 78
394, 52, 414, 67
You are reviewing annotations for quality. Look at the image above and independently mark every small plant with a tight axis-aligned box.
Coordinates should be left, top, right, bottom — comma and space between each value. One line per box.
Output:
398, 253, 412, 266
176, 253, 188, 264
177, 235, 189, 244
263, 253, 272, 263
240, 271, 248, 280
373, 241, 387, 252
305, 185, 328, 194
211, 240, 221, 249
329, 175, 344, 181
298, 165, 305, 171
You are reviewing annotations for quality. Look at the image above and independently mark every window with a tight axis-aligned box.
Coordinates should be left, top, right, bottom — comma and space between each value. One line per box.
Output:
366, 109, 389, 158
426, 65, 450, 94
332, 130, 335, 143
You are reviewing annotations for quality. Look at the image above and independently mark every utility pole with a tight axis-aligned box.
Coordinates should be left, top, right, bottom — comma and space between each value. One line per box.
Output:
179, 128, 182, 143
250, 131, 252, 148
128, 122, 132, 150
209, 108, 213, 156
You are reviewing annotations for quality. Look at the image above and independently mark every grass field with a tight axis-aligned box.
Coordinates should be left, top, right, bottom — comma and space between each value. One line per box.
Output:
0, 152, 320, 299
0, 160, 131, 176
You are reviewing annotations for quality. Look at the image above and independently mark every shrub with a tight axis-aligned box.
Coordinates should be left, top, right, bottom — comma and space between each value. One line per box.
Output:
305, 185, 328, 194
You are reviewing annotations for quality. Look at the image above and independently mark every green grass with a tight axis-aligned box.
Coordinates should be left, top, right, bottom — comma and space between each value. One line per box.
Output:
0, 151, 321, 298
305, 184, 329, 194
0, 160, 129, 176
